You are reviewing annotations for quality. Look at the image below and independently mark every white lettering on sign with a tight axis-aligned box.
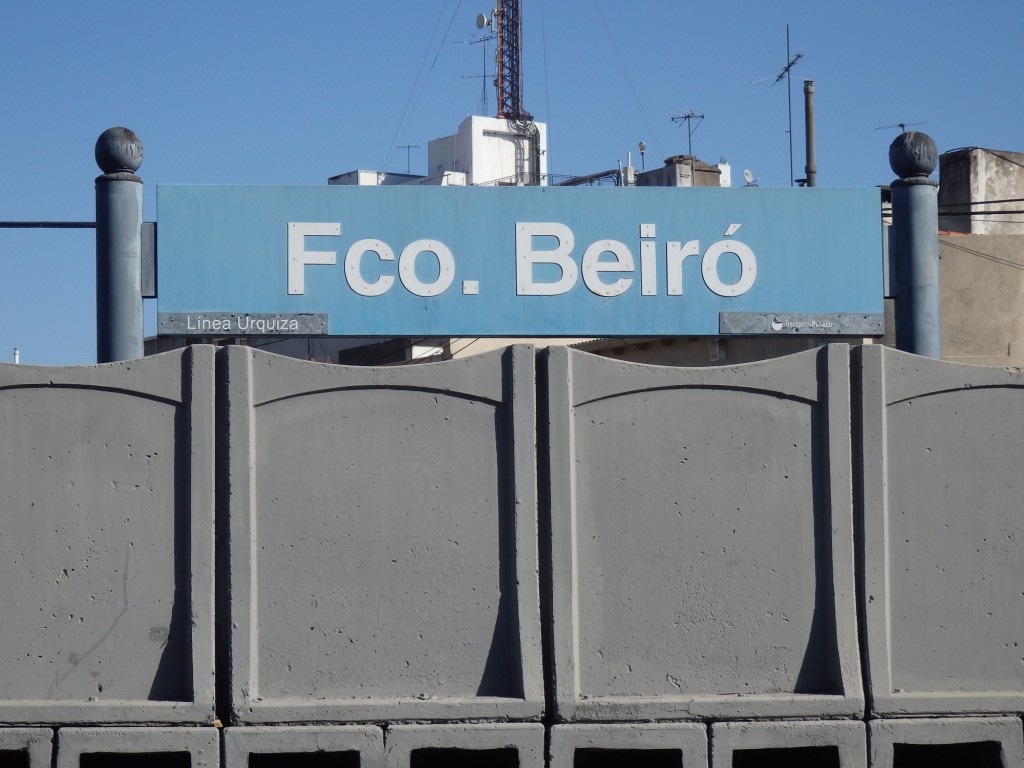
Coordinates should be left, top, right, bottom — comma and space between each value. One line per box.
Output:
666, 240, 700, 296
346, 239, 395, 296
288, 222, 339, 294
640, 224, 657, 296
515, 222, 577, 295
581, 239, 634, 297
399, 239, 455, 297
185, 315, 302, 333
286, 221, 758, 300
702, 239, 757, 297
513, 223, 757, 298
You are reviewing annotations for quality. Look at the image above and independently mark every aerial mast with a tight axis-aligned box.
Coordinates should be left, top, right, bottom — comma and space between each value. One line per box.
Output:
478, 0, 539, 184
492, 0, 530, 120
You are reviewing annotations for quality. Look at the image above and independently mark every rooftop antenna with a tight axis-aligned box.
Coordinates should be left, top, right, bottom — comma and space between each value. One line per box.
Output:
877, 121, 928, 133
742, 169, 759, 187
638, 141, 647, 172
478, 1, 531, 120
398, 144, 420, 174
464, 29, 495, 114
670, 110, 704, 185
755, 25, 803, 186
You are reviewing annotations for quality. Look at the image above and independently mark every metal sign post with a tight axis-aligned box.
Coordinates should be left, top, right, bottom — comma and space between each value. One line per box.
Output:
95, 127, 144, 363
889, 131, 941, 358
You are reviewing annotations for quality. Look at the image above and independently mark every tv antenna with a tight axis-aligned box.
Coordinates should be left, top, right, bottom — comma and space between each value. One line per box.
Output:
876, 121, 927, 133
462, 33, 495, 114
755, 25, 804, 186
670, 110, 704, 183
398, 144, 420, 174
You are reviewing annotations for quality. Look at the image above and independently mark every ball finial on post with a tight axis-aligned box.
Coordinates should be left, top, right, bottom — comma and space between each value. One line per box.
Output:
888, 131, 937, 180
95, 127, 143, 175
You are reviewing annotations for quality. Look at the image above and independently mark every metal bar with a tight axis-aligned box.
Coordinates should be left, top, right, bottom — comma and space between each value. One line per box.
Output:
0, 221, 96, 228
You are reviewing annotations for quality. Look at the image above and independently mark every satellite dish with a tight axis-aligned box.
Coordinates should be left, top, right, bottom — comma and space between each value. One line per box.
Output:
742, 169, 758, 187
476, 13, 488, 29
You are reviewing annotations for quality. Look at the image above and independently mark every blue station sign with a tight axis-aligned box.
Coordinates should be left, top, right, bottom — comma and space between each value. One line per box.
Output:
156, 185, 883, 337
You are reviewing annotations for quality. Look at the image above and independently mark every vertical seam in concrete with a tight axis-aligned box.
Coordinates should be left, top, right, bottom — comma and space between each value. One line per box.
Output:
564, 351, 581, 713
849, 345, 871, 720
535, 348, 556, 742
214, 346, 231, 724
243, 349, 259, 704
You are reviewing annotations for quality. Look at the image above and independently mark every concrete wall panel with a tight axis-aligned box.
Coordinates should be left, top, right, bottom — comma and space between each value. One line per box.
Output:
550, 723, 708, 768
710, 721, 866, 768
384, 724, 544, 768
223, 726, 385, 768
0, 349, 216, 723
940, 235, 1024, 366
860, 346, 1024, 715
56, 727, 219, 767
0, 729, 53, 768
547, 346, 862, 720
868, 717, 1024, 768
227, 346, 542, 722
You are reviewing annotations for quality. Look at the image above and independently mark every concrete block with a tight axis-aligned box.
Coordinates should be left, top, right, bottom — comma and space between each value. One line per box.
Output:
227, 346, 542, 722
0, 348, 216, 723
223, 726, 384, 768
546, 345, 863, 720
869, 717, 1024, 768
711, 721, 866, 768
56, 727, 219, 768
0, 728, 53, 768
384, 724, 544, 768
550, 723, 707, 768
859, 346, 1024, 715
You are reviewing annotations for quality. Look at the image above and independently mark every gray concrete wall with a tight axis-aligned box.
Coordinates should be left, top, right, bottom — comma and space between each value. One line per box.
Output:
0, 347, 216, 724
546, 345, 862, 721
940, 234, 1024, 366
226, 345, 543, 723
3, 344, 1023, 763
939, 148, 1024, 235
860, 345, 1024, 715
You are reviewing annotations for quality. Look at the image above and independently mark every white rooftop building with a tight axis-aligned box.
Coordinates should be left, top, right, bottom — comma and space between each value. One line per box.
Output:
329, 115, 549, 189
427, 115, 548, 186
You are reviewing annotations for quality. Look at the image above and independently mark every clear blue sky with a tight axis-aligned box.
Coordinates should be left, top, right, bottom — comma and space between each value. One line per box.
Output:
2, 0, 1022, 365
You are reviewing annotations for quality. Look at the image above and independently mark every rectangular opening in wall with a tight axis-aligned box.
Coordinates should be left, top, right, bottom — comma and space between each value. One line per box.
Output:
249, 753, 360, 768
732, 746, 840, 768
893, 741, 1004, 768
80, 753, 191, 768
410, 747, 519, 768
0, 751, 30, 768
575, 748, 683, 768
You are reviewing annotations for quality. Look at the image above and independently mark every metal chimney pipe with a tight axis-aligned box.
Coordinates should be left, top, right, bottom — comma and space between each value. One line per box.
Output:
803, 80, 816, 187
